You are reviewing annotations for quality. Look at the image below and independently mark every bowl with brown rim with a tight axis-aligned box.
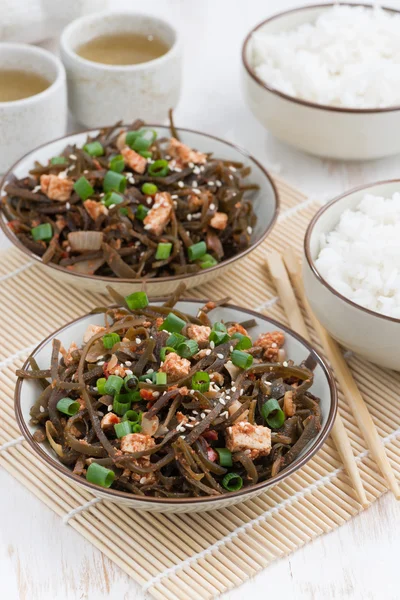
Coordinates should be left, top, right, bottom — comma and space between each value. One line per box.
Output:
15, 298, 337, 513
241, 3, 400, 160
303, 179, 400, 370
0, 126, 279, 296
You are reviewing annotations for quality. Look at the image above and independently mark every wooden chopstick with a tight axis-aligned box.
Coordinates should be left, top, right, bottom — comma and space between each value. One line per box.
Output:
282, 247, 400, 501
266, 250, 368, 507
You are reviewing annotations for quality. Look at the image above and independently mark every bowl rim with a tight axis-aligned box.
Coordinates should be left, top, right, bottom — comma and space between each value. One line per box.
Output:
241, 2, 400, 115
304, 178, 400, 324
0, 125, 279, 285
15, 298, 338, 506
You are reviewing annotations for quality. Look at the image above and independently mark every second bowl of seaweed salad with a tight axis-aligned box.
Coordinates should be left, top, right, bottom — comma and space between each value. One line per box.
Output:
0, 117, 279, 295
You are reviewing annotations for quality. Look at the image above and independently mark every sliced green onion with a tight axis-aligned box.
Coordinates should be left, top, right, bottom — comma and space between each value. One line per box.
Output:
114, 421, 132, 438
74, 176, 94, 201
122, 410, 141, 423
96, 378, 107, 395
132, 423, 142, 433
142, 183, 158, 196
119, 207, 129, 216
199, 254, 218, 269
102, 332, 120, 349
139, 150, 152, 158
125, 291, 149, 310
113, 397, 131, 416
139, 372, 157, 383
216, 448, 233, 467
209, 330, 229, 346
156, 372, 167, 385
148, 159, 169, 177
155, 242, 172, 260
103, 170, 127, 194
102, 191, 124, 208
160, 346, 176, 361
136, 204, 149, 220
231, 350, 253, 369
191, 371, 210, 392
213, 322, 227, 333
109, 154, 125, 173
104, 375, 124, 396
50, 156, 66, 165
56, 397, 80, 416
261, 398, 286, 429
124, 374, 139, 391
176, 339, 199, 358
31, 223, 52, 242
131, 136, 151, 152
188, 241, 207, 262
222, 472, 243, 491
166, 332, 186, 348
125, 130, 142, 147
160, 313, 186, 333
84, 141, 104, 157
231, 333, 252, 350
86, 462, 115, 488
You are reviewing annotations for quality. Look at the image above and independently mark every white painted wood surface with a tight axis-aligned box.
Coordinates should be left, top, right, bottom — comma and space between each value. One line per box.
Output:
1, 1, 400, 598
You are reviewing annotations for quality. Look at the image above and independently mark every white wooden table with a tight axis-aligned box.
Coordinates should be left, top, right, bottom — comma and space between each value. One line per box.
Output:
1, 1, 400, 598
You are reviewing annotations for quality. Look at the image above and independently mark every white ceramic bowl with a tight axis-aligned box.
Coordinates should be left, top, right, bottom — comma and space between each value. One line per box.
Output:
15, 299, 337, 513
0, 43, 67, 173
303, 179, 400, 370
60, 11, 182, 126
0, 126, 279, 296
241, 3, 400, 160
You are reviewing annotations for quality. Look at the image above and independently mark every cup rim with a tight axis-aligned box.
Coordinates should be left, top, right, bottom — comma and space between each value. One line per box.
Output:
0, 42, 66, 108
60, 10, 180, 72
304, 179, 400, 324
241, 2, 400, 115
14, 298, 338, 506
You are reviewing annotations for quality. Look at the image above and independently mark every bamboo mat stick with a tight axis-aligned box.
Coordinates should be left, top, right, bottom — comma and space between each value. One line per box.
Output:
266, 250, 368, 507
283, 247, 400, 501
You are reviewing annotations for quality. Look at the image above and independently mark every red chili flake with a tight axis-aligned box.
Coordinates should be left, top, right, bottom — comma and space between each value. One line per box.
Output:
140, 389, 155, 401
202, 430, 218, 441
207, 447, 218, 462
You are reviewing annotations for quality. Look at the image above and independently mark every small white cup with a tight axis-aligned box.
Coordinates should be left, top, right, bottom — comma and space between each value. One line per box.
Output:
0, 43, 67, 173
60, 11, 182, 127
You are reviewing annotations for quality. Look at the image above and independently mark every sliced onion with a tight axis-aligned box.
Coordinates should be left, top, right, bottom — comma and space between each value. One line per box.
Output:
45, 421, 64, 457
116, 131, 127, 150
86, 339, 106, 363
141, 413, 159, 436
67, 258, 105, 275
224, 360, 241, 382
68, 231, 103, 252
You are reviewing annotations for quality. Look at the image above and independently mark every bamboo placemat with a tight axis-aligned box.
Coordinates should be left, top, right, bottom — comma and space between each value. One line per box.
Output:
1, 177, 400, 600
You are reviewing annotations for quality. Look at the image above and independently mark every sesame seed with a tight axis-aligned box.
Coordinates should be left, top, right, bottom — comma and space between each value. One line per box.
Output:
187, 214, 192, 221
219, 398, 226, 405
97, 410, 103, 417
200, 412, 206, 419
135, 338, 141, 345
271, 342, 277, 348
204, 409, 211, 413
165, 154, 171, 160
229, 346, 233, 352
181, 435, 186, 439
65, 202, 71, 210
240, 389, 244, 396
210, 341, 215, 349
146, 378, 153, 384
217, 353, 224, 359
244, 449, 251, 455
147, 368, 154, 374
227, 427, 232, 433
221, 411, 229, 418
39, 406, 45, 413
185, 423, 194, 428
32, 185, 41, 193
69, 154, 77, 160
173, 200, 178, 208
207, 181, 214, 186
190, 389, 195, 395
229, 174, 234, 180
140, 477, 147, 484
192, 188, 201, 195
225, 395, 231, 401
188, 162, 195, 168
144, 224, 152, 230
216, 180, 222, 187
152, 391, 160, 398
283, 361, 288, 367
174, 167, 182, 172
229, 166, 237, 172
192, 181, 198, 188
178, 181, 184, 188
146, 197, 152, 205
205, 349, 211, 356
209, 203, 216, 210
125, 369, 133, 376
171, 194, 178, 199
189, 416, 197, 421
193, 166, 200, 174
200, 166, 205, 172
109, 204, 116, 210
97, 360, 105, 366
247, 226, 253, 235
231, 386, 236, 392
128, 175, 135, 184
193, 410, 198, 415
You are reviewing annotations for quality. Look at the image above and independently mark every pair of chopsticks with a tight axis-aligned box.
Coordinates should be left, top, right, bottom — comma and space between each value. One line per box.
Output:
266, 247, 400, 505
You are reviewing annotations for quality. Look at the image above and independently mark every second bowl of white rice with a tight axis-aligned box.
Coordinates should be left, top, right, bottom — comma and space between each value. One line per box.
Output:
303, 179, 400, 370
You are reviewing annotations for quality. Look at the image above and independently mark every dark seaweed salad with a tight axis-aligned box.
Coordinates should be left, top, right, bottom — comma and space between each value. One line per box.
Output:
2, 113, 258, 279
17, 285, 322, 498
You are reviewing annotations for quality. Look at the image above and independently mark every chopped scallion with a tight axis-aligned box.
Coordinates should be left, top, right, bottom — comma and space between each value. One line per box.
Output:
84, 141, 104, 157
216, 448, 233, 467
102, 191, 124, 208
231, 333, 252, 350
159, 313, 186, 333
191, 371, 210, 392
74, 176, 94, 201
176, 339, 199, 358
155, 242, 172, 260
148, 159, 169, 177
156, 372, 167, 385
114, 421, 132, 438
102, 332, 120, 349
50, 156, 66, 165
56, 397, 80, 416
261, 398, 286, 429
222, 472, 243, 491
136, 204, 149, 220
125, 291, 149, 310
86, 463, 115, 488
31, 223, 52, 242
188, 241, 207, 262
109, 154, 125, 173
231, 350, 253, 369
103, 170, 127, 194
141, 183, 158, 196
104, 375, 124, 396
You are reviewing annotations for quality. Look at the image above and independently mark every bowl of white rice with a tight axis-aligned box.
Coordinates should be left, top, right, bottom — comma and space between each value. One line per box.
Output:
242, 3, 400, 160
303, 180, 400, 370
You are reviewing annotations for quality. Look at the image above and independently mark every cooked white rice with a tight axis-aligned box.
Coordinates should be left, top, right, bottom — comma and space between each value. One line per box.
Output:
315, 193, 400, 318
250, 5, 400, 109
